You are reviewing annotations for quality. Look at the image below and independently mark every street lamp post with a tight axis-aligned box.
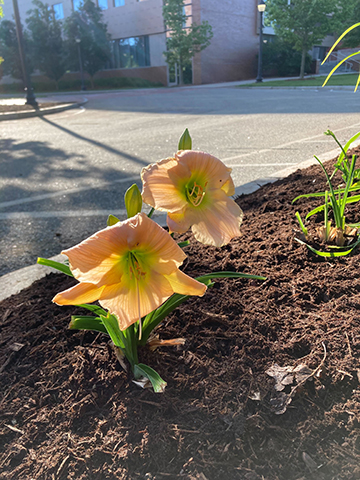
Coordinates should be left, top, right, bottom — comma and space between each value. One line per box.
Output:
256, 0, 266, 83
75, 37, 86, 91
12, 0, 38, 107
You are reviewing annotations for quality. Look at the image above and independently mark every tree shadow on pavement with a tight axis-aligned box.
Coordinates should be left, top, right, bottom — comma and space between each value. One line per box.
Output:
0, 136, 147, 276
39, 116, 148, 167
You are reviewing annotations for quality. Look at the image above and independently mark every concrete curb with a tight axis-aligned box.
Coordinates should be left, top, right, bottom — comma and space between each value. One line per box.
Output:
1, 140, 360, 302
0, 99, 88, 121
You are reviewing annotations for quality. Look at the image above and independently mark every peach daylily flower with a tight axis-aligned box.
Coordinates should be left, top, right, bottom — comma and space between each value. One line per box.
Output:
53, 213, 206, 331
141, 150, 243, 247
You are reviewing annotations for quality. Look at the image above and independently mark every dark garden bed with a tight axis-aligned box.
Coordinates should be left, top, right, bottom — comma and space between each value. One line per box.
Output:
1, 150, 360, 479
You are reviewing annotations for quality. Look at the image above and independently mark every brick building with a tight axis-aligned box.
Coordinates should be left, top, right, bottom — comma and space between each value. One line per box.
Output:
2, 0, 262, 85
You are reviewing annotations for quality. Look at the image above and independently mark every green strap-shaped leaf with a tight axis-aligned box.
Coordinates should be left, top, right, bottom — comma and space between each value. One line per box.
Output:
295, 211, 308, 236
295, 237, 360, 258
314, 156, 342, 228
339, 155, 357, 219
292, 182, 360, 204
69, 315, 108, 334
133, 363, 167, 393
177, 240, 190, 248
37, 257, 73, 277
335, 131, 360, 170
195, 271, 267, 282
77, 303, 108, 316
100, 314, 126, 350
305, 204, 326, 221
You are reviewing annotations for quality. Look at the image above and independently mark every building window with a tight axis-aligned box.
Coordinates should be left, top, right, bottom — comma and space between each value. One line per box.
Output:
108, 36, 150, 69
114, 0, 124, 5
52, 3, 64, 19
98, 0, 108, 9
73, 0, 82, 11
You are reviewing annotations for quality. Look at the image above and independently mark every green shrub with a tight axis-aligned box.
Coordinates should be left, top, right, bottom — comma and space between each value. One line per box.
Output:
0, 76, 163, 94
262, 38, 312, 77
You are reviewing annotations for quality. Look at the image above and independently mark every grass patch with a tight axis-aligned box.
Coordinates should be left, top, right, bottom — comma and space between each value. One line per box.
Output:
239, 73, 359, 88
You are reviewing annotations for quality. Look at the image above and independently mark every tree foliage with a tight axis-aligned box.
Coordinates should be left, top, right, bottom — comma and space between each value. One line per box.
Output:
336, 0, 360, 48
266, 0, 341, 78
0, 19, 32, 79
163, 0, 213, 84
263, 37, 312, 77
0, 0, 3, 66
26, 0, 66, 86
64, 0, 111, 86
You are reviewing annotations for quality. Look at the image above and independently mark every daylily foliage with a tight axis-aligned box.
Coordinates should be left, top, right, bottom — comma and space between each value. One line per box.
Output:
294, 131, 360, 257
39, 129, 265, 392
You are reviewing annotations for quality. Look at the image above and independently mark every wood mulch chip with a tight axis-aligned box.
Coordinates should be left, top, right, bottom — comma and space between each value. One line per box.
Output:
1, 148, 360, 479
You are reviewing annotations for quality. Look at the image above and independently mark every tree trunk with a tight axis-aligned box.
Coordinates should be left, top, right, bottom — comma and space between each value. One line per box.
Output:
179, 58, 184, 85
90, 75, 95, 89
300, 46, 307, 79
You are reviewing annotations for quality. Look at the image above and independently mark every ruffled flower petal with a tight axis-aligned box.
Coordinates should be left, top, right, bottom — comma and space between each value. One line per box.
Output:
221, 176, 235, 196
53, 282, 105, 306
127, 212, 186, 274
99, 271, 174, 330
63, 223, 129, 285
141, 157, 190, 212
165, 269, 207, 296
176, 150, 233, 190
167, 208, 193, 234
190, 190, 243, 247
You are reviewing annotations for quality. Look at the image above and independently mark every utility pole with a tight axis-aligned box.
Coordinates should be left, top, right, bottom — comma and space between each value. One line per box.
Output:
12, 0, 38, 107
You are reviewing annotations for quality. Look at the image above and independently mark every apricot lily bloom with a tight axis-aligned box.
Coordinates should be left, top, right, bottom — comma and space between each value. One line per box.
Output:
53, 213, 206, 331
141, 150, 243, 247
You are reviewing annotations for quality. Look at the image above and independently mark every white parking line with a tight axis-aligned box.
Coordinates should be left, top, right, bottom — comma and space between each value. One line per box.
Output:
0, 209, 165, 221
221, 120, 360, 164
229, 163, 294, 167
0, 209, 128, 220
0, 176, 139, 209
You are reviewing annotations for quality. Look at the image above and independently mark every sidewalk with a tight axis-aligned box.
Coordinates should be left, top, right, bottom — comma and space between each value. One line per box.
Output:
0, 95, 88, 120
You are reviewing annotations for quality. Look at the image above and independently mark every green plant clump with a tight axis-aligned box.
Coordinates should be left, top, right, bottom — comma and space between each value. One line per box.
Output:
294, 130, 360, 257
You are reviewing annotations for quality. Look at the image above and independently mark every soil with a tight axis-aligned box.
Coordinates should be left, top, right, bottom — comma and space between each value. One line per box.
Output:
1, 150, 360, 480
0, 102, 71, 113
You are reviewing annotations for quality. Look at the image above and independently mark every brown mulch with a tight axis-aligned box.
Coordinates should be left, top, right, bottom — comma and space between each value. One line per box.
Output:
1, 149, 360, 480
0, 102, 71, 113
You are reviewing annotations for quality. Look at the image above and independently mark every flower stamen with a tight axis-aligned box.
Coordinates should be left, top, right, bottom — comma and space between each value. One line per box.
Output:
187, 181, 207, 207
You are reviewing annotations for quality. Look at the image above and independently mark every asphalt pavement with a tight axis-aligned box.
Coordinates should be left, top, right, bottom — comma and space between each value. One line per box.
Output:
1, 83, 360, 280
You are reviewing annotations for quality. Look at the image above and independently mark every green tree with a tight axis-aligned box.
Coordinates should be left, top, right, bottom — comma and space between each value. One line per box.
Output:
335, 0, 360, 48
266, 0, 341, 79
26, 0, 66, 89
263, 37, 312, 76
163, 0, 213, 85
0, 0, 3, 66
64, 0, 111, 88
0, 19, 32, 79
